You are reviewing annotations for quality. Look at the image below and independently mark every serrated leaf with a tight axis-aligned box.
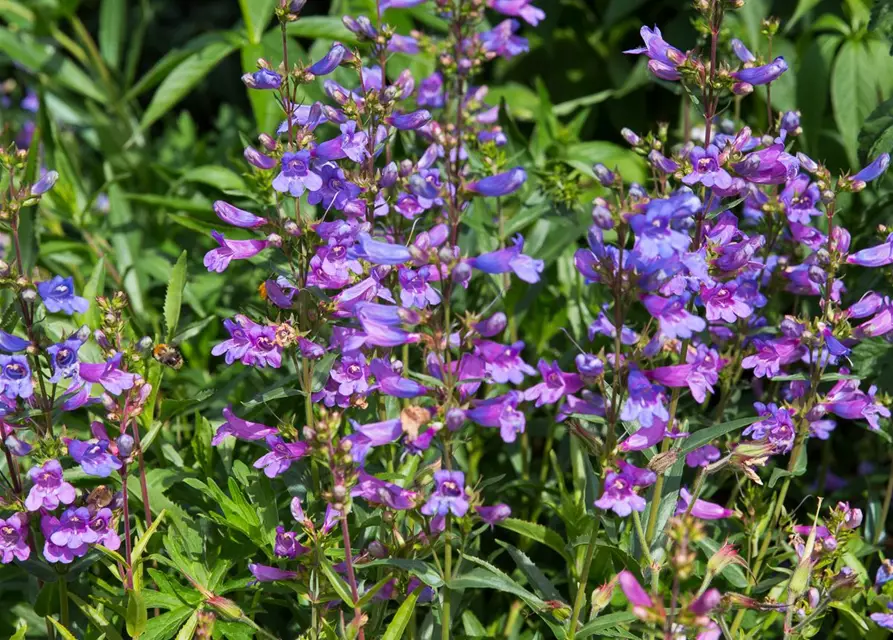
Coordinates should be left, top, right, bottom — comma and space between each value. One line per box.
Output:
126, 588, 148, 638
381, 589, 420, 640
68, 592, 125, 640
141, 34, 243, 128
141, 607, 195, 640
497, 540, 563, 601
164, 251, 188, 341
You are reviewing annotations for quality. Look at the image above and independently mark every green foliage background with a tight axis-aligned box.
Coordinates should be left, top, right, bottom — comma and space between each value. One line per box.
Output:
3, 0, 893, 637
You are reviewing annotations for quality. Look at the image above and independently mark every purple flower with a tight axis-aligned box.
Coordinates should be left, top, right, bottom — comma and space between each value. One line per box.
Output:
399, 267, 441, 308
741, 336, 805, 378
676, 488, 734, 519
244, 146, 277, 170
624, 25, 688, 80
212, 315, 282, 368
851, 153, 891, 185
847, 233, 893, 267
37, 276, 89, 315
732, 56, 787, 85
476, 503, 511, 526
589, 308, 639, 344
89, 508, 120, 550
871, 607, 893, 630
242, 69, 282, 89
212, 406, 278, 445
467, 391, 526, 443
0, 355, 32, 400
488, 0, 545, 26
743, 402, 796, 452
307, 42, 349, 76
619, 420, 667, 452
345, 418, 402, 464
354, 233, 411, 265
466, 168, 527, 197
475, 340, 536, 384
351, 470, 418, 510
213, 201, 267, 228
26, 459, 76, 511
820, 377, 891, 431
686, 445, 720, 468
387, 110, 432, 130
0, 330, 28, 353
273, 151, 323, 197
253, 435, 310, 478
700, 282, 753, 323
49, 506, 98, 548
481, 20, 529, 58
683, 145, 733, 190
595, 461, 655, 517
316, 121, 369, 163
42, 514, 88, 564
67, 438, 122, 477
643, 295, 706, 339
620, 369, 668, 428
32, 171, 58, 195
79, 352, 138, 395
308, 163, 362, 211
524, 359, 584, 407
469, 234, 544, 283
203, 231, 268, 273
422, 471, 469, 518
274, 527, 309, 558
371, 359, 428, 398
248, 564, 298, 583
731, 39, 755, 62
780, 175, 821, 224
733, 144, 799, 184
618, 570, 656, 617
47, 338, 83, 383
0, 513, 30, 563
417, 72, 445, 108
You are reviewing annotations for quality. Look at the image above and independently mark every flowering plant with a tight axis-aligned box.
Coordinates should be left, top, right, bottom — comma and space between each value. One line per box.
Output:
2, 0, 893, 638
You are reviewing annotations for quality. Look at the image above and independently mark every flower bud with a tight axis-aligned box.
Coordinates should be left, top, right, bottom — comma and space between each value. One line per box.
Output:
266, 233, 282, 248
707, 542, 745, 575
136, 336, 153, 352
258, 133, 277, 151
244, 146, 277, 170
590, 577, 617, 617
592, 163, 615, 187
76, 325, 92, 342
446, 408, 466, 432
116, 434, 135, 458
591, 203, 614, 229
621, 128, 641, 146
0, 260, 8, 277
94, 330, 112, 349
20, 289, 36, 303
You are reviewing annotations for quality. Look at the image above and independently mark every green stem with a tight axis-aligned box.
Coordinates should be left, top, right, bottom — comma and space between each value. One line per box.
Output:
876, 453, 893, 545
442, 515, 452, 640
632, 510, 654, 568
567, 520, 600, 640
59, 577, 70, 628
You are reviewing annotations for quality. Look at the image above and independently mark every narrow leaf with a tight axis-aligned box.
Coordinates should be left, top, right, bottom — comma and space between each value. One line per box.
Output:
381, 589, 420, 640
164, 252, 188, 341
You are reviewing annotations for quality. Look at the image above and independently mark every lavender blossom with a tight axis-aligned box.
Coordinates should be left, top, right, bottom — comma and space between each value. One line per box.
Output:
37, 276, 89, 315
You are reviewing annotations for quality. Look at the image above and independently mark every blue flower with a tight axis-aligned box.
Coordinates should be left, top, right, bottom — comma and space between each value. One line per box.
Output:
37, 276, 89, 315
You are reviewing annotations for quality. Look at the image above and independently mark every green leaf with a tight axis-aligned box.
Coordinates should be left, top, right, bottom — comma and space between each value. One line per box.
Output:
164, 252, 188, 342
497, 540, 563, 601
175, 611, 201, 639
99, 0, 126, 68
141, 33, 243, 128
106, 178, 146, 313
860, 95, 893, 161
141, 607, 196, 640
181, 165, 247, 193
133, 510, 168, 563
68, 593, 125, 640
94, 543, 130, 568
0, 28, 105, 102
358, 558, 444, 588
497, 518, 571, 563
9, 623, 27, 640
239, 0, 278, 44
320, 559, 356, 608
563, 141, 647, 184
576, 612, 639, 639
72, 256, 104, 329
829, 601, 869, 632
871, 0, 893, 53
677, 416, 758, 455
380, 589, 420, 640
126, 588, 148, 638
284, 17, 357, 42
46, 618, 78, 640
832, 39, 881, 164
798, 35, 841, 154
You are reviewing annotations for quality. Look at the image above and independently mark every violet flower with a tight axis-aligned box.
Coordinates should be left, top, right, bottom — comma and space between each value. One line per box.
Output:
487, 0, 545, 26
351, 470, 417, 510
476, 503, 511, 526
213, 201, 267, 228
683, 145, 733, 189
0, 330, 28, 353
620, 368, 669, 428
524, 359, 583, 407
0, 355, 32, 400
248, 564, 298, 583
624, 25, 687, 80
253, 435, 310, 478
475, 340, 536, 384
847, 233, 893, 267
67, 438, 122, 477
42, 513, 88, 564
467, 391, 526, 443
676, 488, 735, 519
732, 56, 788, 85
212, 315, 282, 368
89, 508, 120, 550
466, 167, 527, 197
0, 513, 30, 563
307, 42, 349, 76
421, 471, 469, 518
594, 461, 656, 517
469, 234, 544, 283
212, 406, 278, 445
371, 359, 428, 398
204, 231, 268, 273
686, 445, 720, 468
273, 151, 322, 197
242, 69, 281, 89
26, 459, 76, 511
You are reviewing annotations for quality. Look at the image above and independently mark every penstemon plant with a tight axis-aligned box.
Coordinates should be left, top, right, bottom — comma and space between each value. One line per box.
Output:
3, 0, 893, 638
